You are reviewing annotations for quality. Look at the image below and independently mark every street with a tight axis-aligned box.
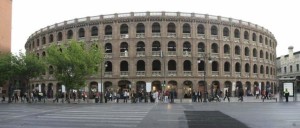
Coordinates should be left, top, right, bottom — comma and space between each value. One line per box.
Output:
0, 101, 300, 128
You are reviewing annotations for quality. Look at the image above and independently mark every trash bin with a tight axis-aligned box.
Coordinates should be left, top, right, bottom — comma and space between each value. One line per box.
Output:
95, 98, 99, 103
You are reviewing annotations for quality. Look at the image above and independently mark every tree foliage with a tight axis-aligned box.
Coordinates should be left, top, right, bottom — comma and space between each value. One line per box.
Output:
0, 52, 46, 88
45, 40, 103, 90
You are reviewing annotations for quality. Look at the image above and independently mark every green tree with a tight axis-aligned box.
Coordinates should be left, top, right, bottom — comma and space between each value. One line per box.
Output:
0, 52, 46, 102
45, 40, 102, 99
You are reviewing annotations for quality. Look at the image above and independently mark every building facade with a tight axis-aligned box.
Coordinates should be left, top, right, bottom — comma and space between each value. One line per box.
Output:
25, 12, 277, 99
0, 0, 12, 53
0, 0, 12, 95
276, 46, 300, 93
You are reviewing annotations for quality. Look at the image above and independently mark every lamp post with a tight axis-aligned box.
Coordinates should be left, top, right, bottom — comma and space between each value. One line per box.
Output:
198, 54, 212, 102
100, 62, 107, 103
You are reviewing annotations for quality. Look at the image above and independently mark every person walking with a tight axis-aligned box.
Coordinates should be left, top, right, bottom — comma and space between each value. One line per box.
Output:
123, 90, 128, 103
238, 88, 244, 102
223, 90, 230, 102
284, 88, 289, 102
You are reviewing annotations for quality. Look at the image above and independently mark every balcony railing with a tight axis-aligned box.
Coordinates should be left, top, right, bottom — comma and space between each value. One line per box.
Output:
183, 71, 192, 76
167, 33, 176, 37
152, 33, 161, 37
120, 52, 128, 57
136, 71, 145, 76
182, 33, 191, 38
224, 54, 230, 58
197, 34, 205, 39
223, 36, 230, 41
78, 37, 85, 42
167, 51, 176, 56
212, 71, 219, 76
104, 53, 112, 58
182, 51, 191, 56
198, 71, 205, 76
152, 71, 162, 76
136, 51, 145, 57
253, 73, 258, 78
120, 34, 129, 39
152, 51, 161, 56
104, 72, 112, 77
234, 38, 240, 43
168, 71, 177, 76
136, 33, 145, 38
235, 72, 241, 77
244, 40, 249, 44
211, 35, 218, 40
224, 72, 231, 77
90, 36, 98, 41
120, 71, 129, 76
104, 35, 112, 40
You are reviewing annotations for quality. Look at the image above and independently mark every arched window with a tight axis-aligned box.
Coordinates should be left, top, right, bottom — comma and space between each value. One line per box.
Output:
167, 23, 176, 33
259, 35, 263, 43
42, 37, 46, 45
152, 22, 160, 33
211, 25, 218, 35
224, 44, 230, 54
152, 41, 161, 51
120, 24, 129, 34
244, 47, 250, 56
212, 61, 219, 71
223, 27, 229, 37
265, 37, 268, 45
168, 60, 176, 70
152, 60, 161, 71
235, 62, 241, 72
266, 66, 269, 74
183, 60, 191, 71
168, 41, 176, 51
197, 24, 205, 34
120, 61, 128, 71
105, 25, 112, 35
78, 28, 85, 38
252, 33, 257, 41
136, 23, 145, 33
253, 64, 258, 73
67, 30, 73, 39
253, 49, 257, 57
234, 29, 240, 38
183, 41, 191, 52
244, 31, 249, 40
37, 39, 40, 46
57, 32, 63, 41
260, 50, 264, 58
91, 26, 98, 36
265, 52, 269, 59
198, 60, 204, 71
235, 46, 240, 55
224, 62, 230, 72
120, 42, 128, 52
182, 23, 190, 33
211, 43, 218, 53
105, 43, 112, 53
136, 41, 145, 51
260, 65, 264, 74
245, 63, 250, 73
105, 61, 112, 72
136, 60, 145, 71
49, 34, 53, 43
198, 42, 205, 52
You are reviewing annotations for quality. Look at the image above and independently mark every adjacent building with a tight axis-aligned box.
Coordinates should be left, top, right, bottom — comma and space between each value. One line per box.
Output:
25, 12, 277, 99
276, 46, 300, 93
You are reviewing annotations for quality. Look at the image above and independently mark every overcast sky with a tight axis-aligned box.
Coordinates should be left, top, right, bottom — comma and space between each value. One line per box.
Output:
12, 0, 299, 57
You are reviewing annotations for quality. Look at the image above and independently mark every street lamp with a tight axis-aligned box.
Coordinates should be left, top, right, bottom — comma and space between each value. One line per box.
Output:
100, 61, 108, 103
198, 54, 212, 102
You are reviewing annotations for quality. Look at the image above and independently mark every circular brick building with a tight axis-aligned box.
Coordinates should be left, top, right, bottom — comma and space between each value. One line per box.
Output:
25, 12, 277, 99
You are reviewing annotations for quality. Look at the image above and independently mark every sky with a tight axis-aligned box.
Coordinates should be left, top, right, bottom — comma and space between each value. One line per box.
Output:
12, 0, 300, 57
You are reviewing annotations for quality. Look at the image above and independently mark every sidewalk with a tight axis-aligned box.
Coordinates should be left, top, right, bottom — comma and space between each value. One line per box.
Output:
1, 95, 297, 104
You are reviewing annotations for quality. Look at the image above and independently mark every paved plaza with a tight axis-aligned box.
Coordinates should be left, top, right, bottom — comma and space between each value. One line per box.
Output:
0, 99, 300, 128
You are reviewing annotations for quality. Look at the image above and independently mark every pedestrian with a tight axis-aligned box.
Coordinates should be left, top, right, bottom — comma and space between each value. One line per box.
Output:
238, 88, 244, 102
284, 88, 289, 102
223, 90, 230, 102
53, 92, 59, 103
123, 90, 128, 103
255, 88, 260, 99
